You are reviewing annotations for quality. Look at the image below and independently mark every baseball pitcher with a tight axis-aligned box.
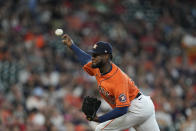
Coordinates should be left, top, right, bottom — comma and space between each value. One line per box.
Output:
62, 34, 160, 131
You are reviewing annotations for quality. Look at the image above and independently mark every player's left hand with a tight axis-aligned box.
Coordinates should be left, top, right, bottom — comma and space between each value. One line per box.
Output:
92, 116, 100, 122
86, 115, 99, 122
82, 96, 101, 122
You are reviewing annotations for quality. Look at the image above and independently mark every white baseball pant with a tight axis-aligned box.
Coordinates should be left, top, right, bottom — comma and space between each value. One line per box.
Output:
95, 95, 160, 131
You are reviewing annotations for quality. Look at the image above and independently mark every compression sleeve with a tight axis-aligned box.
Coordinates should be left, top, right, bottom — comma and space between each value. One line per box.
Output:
70, 44, 91, 66
98, 106, 128, 123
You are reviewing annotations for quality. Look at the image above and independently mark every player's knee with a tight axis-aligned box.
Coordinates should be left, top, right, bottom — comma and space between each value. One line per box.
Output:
95, 124, 102, 131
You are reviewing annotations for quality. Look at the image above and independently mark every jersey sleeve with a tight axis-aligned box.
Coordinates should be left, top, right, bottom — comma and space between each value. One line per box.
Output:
113, 76, 130, 107
83, 61, 96, 76
70, 44, 91, 66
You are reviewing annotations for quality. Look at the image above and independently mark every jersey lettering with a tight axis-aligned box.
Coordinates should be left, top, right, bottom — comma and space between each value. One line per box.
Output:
99, 86, 115, 105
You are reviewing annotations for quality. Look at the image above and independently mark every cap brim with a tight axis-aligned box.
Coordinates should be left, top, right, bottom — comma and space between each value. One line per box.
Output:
87, 50, 101, 55
87, 50, 94, 54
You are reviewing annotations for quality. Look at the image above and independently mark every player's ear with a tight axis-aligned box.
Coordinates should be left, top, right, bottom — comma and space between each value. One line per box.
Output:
110, 54, 113, 60
105, 54, 112, 61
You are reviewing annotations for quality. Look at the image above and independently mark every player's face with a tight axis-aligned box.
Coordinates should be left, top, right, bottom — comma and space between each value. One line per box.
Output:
91, 54, 107, 68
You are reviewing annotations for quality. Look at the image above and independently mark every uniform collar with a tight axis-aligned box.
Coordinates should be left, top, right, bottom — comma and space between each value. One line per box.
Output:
101, 64, 112, 76
99, 63, 118, 79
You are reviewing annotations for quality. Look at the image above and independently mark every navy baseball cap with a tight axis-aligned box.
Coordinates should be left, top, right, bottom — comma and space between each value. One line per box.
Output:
89, 41, 112, 55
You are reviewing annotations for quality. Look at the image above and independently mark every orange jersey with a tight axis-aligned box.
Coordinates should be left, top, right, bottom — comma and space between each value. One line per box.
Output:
83, 62, 139, 109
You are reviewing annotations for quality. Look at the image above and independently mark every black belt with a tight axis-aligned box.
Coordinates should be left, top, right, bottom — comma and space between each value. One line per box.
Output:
135, 92, 141, 99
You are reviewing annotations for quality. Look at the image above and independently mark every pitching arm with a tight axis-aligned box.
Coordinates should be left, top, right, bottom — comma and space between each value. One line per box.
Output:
61, 34, 91, 66
70, 44, 91, 66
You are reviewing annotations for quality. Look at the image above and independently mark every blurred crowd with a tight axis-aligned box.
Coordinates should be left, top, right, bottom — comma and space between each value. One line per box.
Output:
0, 0, 196, 131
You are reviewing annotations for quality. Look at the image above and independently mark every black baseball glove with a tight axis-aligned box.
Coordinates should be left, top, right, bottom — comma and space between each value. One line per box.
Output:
82, 96, 101, 121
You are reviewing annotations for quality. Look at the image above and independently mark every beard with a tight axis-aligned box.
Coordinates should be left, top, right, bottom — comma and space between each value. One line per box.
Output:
91, 61, 104, 68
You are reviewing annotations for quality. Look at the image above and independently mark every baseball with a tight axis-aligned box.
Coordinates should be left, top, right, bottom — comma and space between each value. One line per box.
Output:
55, 29, 63, 36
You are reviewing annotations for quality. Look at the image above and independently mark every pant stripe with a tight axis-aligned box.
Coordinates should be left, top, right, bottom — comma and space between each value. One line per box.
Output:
101, 119, 114, 130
